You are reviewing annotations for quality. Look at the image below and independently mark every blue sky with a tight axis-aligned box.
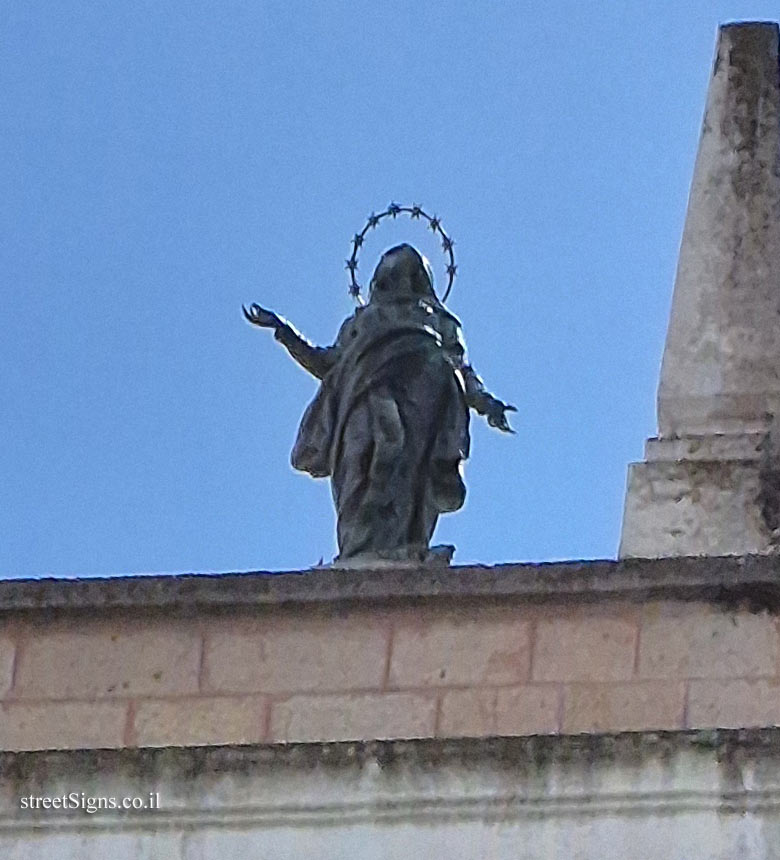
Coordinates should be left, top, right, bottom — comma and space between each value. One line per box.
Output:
2, 1, 777, 578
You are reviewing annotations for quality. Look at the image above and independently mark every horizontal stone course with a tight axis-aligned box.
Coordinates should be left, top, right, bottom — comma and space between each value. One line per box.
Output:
2, 554, 779, 614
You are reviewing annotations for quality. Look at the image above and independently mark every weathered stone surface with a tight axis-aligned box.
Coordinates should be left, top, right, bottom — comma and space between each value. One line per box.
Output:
620, 458, 767, 557
2, 731, 780, 859
658, 22, 780, 437
3, 555, 780, 616
0, 834, 182, 860
644, 433, 765, 461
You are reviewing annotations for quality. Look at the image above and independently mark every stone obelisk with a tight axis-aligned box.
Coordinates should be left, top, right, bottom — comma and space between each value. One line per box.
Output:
620, 22, 780, 557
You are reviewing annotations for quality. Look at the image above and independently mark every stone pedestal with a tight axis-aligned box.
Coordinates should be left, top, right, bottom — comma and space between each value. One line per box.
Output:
620, 433, 769, 557
620, 22, 780, 558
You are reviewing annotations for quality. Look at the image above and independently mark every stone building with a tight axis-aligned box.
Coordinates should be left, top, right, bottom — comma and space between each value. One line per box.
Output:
3, 20, 780, 859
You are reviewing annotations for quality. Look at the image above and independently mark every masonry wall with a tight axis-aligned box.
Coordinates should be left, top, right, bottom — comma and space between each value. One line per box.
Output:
2, 555, 780, 752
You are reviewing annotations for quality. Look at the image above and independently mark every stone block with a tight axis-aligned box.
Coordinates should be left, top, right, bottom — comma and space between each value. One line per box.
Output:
204, 615, 390, 694
388, 612, 531, 688
0, 701, 127, 751
132, 695, 267, 747
688, 679, 780, 728
269, 692, 436, 743
563, 681, 685, 733
620, 457, 767, 558
532, 614, 637, 682
438, 684, 559, 737
638, 604, 777, 679
13, 626, 201, 699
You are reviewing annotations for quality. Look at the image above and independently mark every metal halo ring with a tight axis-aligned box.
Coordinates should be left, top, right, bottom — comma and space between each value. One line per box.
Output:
345, 203, 457, 304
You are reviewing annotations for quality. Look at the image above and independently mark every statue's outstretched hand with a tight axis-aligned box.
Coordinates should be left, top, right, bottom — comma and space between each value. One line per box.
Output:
486, 400, 517, 434
242, 303, 282, 329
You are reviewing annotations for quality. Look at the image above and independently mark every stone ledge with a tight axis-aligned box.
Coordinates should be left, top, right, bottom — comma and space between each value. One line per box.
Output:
1, 727, 778, 784
2, 554, 780, 616
3, 733, 779, 857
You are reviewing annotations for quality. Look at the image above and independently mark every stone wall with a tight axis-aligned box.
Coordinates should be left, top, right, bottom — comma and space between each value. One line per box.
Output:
2, 556, 780, 752
3, 730, 780, 859
4, 557, 780, 857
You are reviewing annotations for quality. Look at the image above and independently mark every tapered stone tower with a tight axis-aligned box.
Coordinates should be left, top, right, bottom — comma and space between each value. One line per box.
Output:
620, 22, 780, 557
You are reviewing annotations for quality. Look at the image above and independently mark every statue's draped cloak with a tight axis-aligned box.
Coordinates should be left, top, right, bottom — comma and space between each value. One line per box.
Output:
291, 300, 470, 559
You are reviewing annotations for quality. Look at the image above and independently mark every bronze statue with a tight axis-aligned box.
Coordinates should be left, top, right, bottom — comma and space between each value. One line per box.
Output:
244, 208, 514, 564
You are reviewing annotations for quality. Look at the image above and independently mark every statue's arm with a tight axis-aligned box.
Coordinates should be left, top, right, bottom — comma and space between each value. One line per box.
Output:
274, 322, 336, 379
460, 363, 516, 434
242, 303, 336, 380
440, 316, 516, 434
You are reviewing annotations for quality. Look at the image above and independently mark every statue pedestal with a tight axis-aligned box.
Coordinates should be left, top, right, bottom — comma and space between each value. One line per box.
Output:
321, 544, 456, 570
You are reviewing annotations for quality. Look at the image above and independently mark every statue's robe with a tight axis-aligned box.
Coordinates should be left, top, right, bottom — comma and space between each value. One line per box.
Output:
291, 299, 470, 560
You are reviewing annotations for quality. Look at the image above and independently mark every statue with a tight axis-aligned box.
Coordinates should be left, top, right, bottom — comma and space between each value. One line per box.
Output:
243, 205, 515, 565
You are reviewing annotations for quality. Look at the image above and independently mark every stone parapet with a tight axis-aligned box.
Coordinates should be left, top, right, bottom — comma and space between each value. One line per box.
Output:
2, 556, 780, 751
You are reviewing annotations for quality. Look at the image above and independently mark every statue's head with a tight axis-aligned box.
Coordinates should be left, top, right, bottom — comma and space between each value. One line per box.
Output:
368, 244, 435, 304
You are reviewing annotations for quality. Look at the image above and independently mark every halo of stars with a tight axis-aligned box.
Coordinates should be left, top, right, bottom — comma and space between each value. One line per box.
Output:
346, 203, 457, 304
